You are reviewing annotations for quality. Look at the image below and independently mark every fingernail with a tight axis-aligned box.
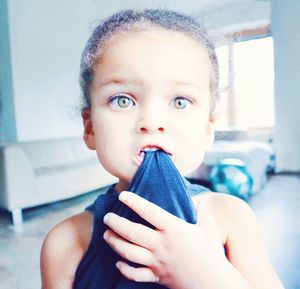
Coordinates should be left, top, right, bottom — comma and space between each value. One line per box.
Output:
103, 231, 109, 241
116, 261, 121, 269
119, 191, 127, 202
103, 213, 112, 224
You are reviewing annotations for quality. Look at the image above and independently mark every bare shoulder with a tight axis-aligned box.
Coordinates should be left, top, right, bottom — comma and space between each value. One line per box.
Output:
40, 211, 93, 289
193, 193, 285, 288
193, 191, 256, 223
192, 192, 257, 244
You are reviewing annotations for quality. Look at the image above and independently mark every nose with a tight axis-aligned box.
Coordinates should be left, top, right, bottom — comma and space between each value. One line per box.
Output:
137, 109, 166, 134
139, 124, 165, 134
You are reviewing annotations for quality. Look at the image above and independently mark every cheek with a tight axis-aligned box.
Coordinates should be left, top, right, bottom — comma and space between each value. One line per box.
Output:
92, 112, 129, 146
93, 130, 118, 173
91, 114, 137, 178
178, 137, 206, 176
173, 118, 210, 175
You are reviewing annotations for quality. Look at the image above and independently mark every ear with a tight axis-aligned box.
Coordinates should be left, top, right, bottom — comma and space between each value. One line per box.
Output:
205, 114, 216, 149
81, 109, 96, 150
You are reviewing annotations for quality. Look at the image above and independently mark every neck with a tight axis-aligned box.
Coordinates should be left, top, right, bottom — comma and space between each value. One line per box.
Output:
114, 180, 130, 193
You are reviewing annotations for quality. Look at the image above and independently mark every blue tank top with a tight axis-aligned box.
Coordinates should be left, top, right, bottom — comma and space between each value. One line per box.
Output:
73, 150, 210, 289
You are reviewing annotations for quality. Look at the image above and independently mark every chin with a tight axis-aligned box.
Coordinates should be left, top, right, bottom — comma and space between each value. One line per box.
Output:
178, 160, 204, 177
115, 169, 137, 186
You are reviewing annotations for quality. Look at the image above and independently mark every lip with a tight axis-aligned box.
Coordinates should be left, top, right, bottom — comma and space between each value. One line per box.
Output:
139, 144, 172, 156
133, 144, 172, 166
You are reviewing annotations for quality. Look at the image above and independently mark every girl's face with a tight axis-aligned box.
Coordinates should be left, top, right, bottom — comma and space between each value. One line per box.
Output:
83, 30, 215, 191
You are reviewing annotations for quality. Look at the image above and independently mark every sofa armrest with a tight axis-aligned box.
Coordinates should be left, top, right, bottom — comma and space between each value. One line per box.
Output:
0, 144, 35, 211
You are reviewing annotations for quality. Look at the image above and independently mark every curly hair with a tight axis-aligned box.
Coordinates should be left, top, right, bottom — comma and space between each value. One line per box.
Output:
80, 9, 219, 114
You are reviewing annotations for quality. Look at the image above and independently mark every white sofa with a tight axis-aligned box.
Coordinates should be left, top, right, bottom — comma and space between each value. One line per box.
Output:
0, 137, 117, 225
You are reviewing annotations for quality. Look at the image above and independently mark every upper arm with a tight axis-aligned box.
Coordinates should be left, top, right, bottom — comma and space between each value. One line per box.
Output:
224, 195, 285, 289
40, 213, 92, 289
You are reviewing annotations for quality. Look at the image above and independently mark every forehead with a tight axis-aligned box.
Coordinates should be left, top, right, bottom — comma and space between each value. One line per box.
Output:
94, 29, 212, 90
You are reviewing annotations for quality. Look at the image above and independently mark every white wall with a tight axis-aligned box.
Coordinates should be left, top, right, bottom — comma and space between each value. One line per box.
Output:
2, 0, 215, 143
0, 0, 17, 142
1, 0, 271, 143
6, 1, 111, 142
272, 0, 300, 172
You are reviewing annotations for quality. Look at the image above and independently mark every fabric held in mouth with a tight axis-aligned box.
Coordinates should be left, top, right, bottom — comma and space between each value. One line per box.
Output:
73, 149, 209, 289
125, 149, 197, 226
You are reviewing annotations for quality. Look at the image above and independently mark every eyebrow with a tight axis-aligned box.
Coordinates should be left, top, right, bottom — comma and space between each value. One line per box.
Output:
172, 80, 206, 91
97, 77, 143, 88
97, 77, 206, 92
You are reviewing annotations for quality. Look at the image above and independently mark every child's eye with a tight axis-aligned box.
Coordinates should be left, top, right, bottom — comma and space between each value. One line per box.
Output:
170, 96, 192, 109
109, 94, 135, 108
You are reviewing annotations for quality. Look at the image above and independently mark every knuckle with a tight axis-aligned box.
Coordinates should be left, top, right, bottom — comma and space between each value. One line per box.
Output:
123, 250, 133, 262
126, 231, 136, 243
153, 274, 160, 283
150, 256, 161, 271
139, 210, 148, 221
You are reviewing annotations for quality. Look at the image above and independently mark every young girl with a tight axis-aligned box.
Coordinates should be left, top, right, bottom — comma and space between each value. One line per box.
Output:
40, 9, 285, 289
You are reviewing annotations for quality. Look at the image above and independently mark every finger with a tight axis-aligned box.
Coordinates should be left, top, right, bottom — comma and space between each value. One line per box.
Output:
116, 261, 159, 283
118, 191, 179, 230
103, 212, 160, 249
103, 230, 154, 266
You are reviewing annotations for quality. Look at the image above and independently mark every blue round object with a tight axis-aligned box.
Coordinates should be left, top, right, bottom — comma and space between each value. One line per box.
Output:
209, 158, 253, 200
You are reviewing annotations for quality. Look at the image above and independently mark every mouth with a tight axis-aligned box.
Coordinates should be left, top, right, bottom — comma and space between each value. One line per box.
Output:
133, 145, 172, 166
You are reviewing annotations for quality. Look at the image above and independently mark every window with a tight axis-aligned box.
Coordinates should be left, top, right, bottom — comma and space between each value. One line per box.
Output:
215, 37, 275, 130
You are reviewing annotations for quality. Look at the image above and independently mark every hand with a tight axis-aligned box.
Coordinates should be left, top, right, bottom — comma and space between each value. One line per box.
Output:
103, 191, 226, 289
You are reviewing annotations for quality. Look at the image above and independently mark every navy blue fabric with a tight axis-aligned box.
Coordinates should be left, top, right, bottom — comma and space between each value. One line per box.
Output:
73, 150, 210, 289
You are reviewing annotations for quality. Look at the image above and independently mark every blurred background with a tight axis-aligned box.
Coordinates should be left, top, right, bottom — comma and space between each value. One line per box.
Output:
0, 0, 299, 288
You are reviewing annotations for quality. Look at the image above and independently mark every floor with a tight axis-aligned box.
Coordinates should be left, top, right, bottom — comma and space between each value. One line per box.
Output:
249, 173, 300, 289
0, 173, 299, 289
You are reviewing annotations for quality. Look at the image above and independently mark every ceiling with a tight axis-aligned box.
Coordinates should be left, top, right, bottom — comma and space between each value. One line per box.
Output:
157, 0, 271, 34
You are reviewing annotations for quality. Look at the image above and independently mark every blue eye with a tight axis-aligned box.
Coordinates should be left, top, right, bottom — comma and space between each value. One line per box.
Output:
110, 94, 135, 108
170, 97, 192, 109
